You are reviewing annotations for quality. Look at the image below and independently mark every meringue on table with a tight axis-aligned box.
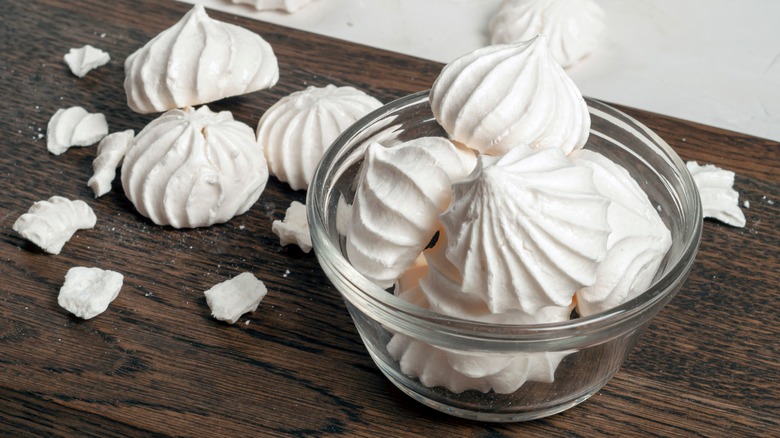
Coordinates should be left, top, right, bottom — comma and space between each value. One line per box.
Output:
257, 85, 383, 191
121, 106, 268, 228
124, 5, 279, 114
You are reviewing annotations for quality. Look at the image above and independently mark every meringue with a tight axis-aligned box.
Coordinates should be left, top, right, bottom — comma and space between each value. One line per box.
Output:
13, 196, 97, 255
387, 331, 569, 394
58, 267, 123, 319
121, 106, 268, 228
88, 130, 134, 198
258, 85, 382, 190
441, 146, 610, 315
272, 200, 312, 253
63, 44, 111, 78
64, 45, 110, 77
230, 0, 314, 13
346, 137, 476, 288
47, 106, 109, 155
572, 149, 672, 316
429, 35, 590, 156
204, 272, 268, 324
686, 161, 746, 228
489, 0, 606, 68
124, 5, 279, 114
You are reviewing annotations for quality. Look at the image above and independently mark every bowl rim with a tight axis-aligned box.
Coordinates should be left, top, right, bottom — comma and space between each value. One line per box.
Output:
307, 90, 703, 348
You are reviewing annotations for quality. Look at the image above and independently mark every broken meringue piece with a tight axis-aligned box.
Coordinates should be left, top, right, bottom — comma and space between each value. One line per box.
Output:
63, 44, 110, 77
13, 196, 97, 255
572, 150, 672, 316
204, 272, 268, 324
272, 200, 312, 253
124, 5, 279, 114
346, 137, 476, 288
429, 35, 590, 157
88, 130, 134, 198
441, 146, 610, 314
58, 267, 123, 319
230, 0, 314, 13
121, 106, 269, 228
46, 107, 109, 155
489, 0, 606, 68
686, 161, 746, 228
258, 85, 382, 190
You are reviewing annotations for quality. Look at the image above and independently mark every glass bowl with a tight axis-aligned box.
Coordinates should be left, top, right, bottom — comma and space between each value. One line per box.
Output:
307, 90, 702, 422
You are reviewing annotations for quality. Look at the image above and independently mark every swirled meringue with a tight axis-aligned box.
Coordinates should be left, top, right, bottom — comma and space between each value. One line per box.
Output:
686, 161, 746, 228
124, 5, 279, 114
47, 106, 109, 155
441, 146, 610, 314
13, 196, 97, 255
571, 150, 672, 316
121, 106, 268, 228
258, 85, 382, 190
429, 35, 590, 156
489, 0, 606, 68
346, 137, 476, 288
88, 129, 134, 198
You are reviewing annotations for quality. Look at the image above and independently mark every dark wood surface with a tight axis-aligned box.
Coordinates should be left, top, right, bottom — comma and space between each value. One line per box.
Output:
1, 1, 777, 436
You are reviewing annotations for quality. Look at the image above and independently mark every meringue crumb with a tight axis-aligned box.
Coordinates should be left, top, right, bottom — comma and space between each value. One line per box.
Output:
58, 267, 124, 319
743, 200, 750, 208
64, 45, 110, 78
204, 272, 267, 324
271, 201, 312, 253
686, 161, 746, 228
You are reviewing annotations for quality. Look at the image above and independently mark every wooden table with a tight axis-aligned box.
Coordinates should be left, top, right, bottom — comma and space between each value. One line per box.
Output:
1, 1, 777, 436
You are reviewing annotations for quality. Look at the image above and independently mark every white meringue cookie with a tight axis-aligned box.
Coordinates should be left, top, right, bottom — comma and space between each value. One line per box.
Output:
441, 146, 610, 315
346, 137, 476, 288
121, 106, 268, 228
231, 0, 314, 13
47, 106, 109, 155
13, 196, 96, 255
571, 150, 672, 316
429, 35, 590, 156
124, 5, 279, 114
686, 161, 746, 228
88, 130, 135, 198
258, 85, 382, 190
489, 0, 606, 68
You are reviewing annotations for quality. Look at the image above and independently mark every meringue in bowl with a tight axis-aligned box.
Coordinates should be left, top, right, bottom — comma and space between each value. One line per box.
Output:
307, 91, 702, 422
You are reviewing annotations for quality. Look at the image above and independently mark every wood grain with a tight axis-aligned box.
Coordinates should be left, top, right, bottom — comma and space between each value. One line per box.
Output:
1, 1, 777, 436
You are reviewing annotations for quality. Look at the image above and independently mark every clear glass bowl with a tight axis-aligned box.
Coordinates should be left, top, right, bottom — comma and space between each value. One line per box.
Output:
307, 90, 702, 422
